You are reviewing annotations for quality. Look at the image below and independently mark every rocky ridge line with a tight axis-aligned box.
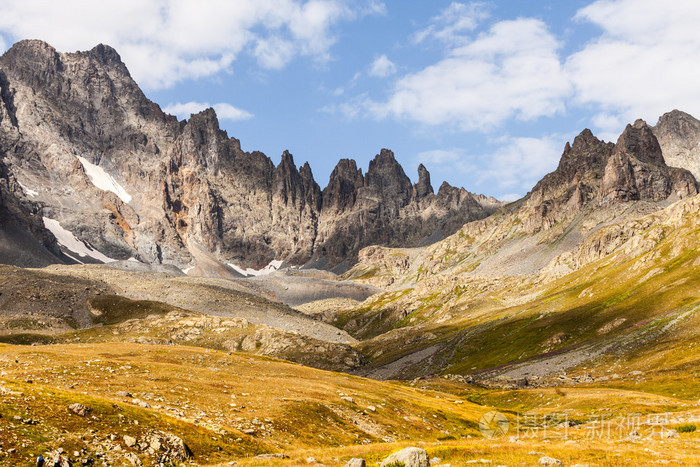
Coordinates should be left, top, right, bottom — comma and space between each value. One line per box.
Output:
0, 39, 501, 271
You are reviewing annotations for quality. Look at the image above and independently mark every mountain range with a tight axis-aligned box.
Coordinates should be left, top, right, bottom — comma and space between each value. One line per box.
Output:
2, 38, 700, 379
0, 40, 500, 275
2, 39, 700, 466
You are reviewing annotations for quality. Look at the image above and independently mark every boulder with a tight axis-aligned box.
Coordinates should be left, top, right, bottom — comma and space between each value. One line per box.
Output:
538, 456, 564, 466
123, 435, 137, 447
148, 431, 191, 461
380, 447, 429, 467
344, 459, 366, 467
68, 403, 91, 417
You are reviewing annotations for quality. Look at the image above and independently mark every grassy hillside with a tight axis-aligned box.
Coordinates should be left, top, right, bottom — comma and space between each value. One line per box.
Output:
1, 343, 699, 466
338, 195, 700, 386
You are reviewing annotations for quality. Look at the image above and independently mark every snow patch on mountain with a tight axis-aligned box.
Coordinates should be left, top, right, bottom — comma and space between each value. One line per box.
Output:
228, 259, 283, 277
76, 156, 132, 203
17, 182, 38, 197
42, 217, 116, 263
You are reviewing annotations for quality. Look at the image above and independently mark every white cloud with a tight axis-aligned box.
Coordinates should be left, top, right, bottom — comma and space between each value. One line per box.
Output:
0, 0, 371, 90
415, 149, 464, 166
368, 54, 396, 77
253, 36, 296, 69
0, 35, 6, 53
163, 101, 253, 122
212, 103, 255, 121
360, 0, 387, 16
338, 1, 700, 141
368, 18, 570, 131
477, 136, 563, 194
416, 135, 563, 200
591, 113, 625, 143
414, 2, 490, 45
568, 0, 700, 126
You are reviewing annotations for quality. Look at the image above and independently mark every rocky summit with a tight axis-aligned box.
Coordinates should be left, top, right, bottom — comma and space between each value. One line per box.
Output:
0, 40, 500, 273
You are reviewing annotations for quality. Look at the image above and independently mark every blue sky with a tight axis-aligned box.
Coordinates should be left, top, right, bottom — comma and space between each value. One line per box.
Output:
1, 1, 700, 200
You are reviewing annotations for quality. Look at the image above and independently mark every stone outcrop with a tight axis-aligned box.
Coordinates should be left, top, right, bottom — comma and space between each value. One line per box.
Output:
653, 109, 700, 180
519, 120, 697, 235
380, 447, 429, 467
600, 120, 697, 203
518, 128, 613, 233
0, 40, 500, 271
0, 150, 63, 266
315, 149, 499, 269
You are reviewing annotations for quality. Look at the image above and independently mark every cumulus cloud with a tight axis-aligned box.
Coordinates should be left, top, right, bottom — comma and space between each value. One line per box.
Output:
416, 135, 563, 200
475, 136, 563, 195
368, 54, 396, 77
568, 0, 700, 129
368, 18, 570, 131
163, 101, 253, 122
0, 0, 373, 90
360, 0, 387, 16
414, 2, 490, 45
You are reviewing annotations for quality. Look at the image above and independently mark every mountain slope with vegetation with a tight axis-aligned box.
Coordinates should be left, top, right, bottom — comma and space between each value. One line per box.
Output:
338, 115, 700, 386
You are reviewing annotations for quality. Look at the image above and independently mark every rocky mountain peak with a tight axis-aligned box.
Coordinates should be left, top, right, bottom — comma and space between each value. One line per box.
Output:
601, 119, 698, 203
85, 43, 131, 76
176, 108, 230, 170
656, 109, 699, 136
322, 158, 364, 213
365, 148, 413, 208
570, 128, 599, 151
614, 120, 665, 166
273, 150, 303, 206
2, 39, 61, 66
299, 161, 322, 212
436, 181, 455, 196
0, 40, 64, 90
556, 129, 613, 182
414, 163, 433, 199
0, 40, 500, 272
653, 109, 700, 180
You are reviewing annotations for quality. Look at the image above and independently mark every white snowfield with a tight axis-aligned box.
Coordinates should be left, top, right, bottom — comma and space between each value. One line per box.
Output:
76, 155, 132, 203
17, 181, 39, 197
228, 259, 283, 277
42, 217, 116, 264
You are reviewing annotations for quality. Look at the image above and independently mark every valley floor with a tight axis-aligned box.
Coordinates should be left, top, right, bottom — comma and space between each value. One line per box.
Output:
1, 343, 698, 466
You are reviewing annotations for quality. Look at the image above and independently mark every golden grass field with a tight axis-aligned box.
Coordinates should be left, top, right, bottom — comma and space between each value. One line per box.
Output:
1, 342, 699, 466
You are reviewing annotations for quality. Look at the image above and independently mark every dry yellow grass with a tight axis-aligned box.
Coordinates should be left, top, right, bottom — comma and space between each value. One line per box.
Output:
0, 342, 488, 466
1, 342, 699, 466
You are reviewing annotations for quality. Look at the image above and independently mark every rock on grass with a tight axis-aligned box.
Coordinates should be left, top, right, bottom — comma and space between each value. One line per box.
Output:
68, 403, 91, 417
538, 456, 564, 466
380, 447, 429, 467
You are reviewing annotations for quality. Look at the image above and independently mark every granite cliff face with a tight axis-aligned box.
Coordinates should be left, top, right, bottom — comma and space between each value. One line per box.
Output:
519, 128, 614, 234
313, 149, 498, 268
0, 40, 499, 271
601, 119, 697, 203
519, 119, 697, 236
653, 110, 700, 181
0, 152, 63, 266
